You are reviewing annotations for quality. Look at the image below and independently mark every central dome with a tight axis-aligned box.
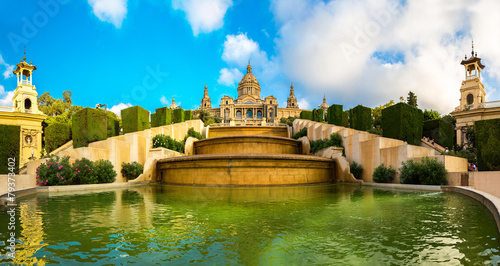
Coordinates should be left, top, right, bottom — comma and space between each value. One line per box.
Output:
236, 63, 262, 102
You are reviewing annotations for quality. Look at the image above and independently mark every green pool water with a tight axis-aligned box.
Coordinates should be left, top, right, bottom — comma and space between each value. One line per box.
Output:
1, 184, 499, 265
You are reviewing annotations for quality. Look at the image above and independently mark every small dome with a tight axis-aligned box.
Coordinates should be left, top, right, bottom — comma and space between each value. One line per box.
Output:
169, 97, 178, 109
238, 63, 260, 86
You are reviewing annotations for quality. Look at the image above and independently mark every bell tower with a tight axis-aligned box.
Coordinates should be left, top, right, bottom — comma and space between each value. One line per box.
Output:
286, 83, 299, 109
12, 48, 42, 115
201, 84, 212, 109
456, 41, 486, 111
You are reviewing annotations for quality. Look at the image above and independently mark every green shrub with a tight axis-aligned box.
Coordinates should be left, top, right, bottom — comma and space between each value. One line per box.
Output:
72, 107, 107, 148
423, 119, 454, 150
349, 105, 372, 131
121, 106, 150, 134
372, 163, 396, 183
187, 127, 203, 140
367, 127, 383, 136
121, 161, 143, 180
292, 127, 308, 140
310, 133, 343, 153
280, 116, 297, 126
45, 122, 71, 153
152, 134, 185, 153
382, 102, 423, 146
300, 110, 313, 120
399, 157, 447, 185
107, 115, 120, 137
0, 125, 20, 174
36, 155, 73, 186
475, 118, 500, 171
73, 157, 97, 184
151, 107, 172, 127
172, 108, 185, 123
184, 110, 193, 121
327, 104, 343, 126
312, 108, 324, 122
94, 159, 116, 183
350, 161, 363, 179
342, 111, 349, 127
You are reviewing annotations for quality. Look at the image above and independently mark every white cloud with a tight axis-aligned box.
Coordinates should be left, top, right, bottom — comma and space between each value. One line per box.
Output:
222, 33, 260, 67
109, 102, 132, 117
297, 98, 309, 110
88, 0, 127, 28
160, 95, 169, 106
172, 0, 232, 36
270, 0, 500, 114
0, 85, 14, 106
217, 68, 243, 86
0, 54, 14, 79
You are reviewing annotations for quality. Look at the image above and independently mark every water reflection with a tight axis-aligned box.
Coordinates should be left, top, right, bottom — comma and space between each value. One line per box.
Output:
0, 184, 498, 265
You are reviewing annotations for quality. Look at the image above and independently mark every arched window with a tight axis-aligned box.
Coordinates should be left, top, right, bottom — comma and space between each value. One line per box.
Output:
225, 108, 230, 118
236, 110, 242, 119
226, 101, 228, 105
270, 100, 273, 104
467, 94, 474, 105
268, 108, 273, 118
257, 110, 262, 119
24, 98, 31, 110
246, 110, 253, 119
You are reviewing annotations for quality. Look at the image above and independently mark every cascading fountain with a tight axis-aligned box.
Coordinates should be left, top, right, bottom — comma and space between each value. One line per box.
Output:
157, 126, 335, 186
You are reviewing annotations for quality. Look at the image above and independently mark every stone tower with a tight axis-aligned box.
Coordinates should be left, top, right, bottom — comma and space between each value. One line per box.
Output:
455, 41, 486, 112
286, 83, 299, 109
201, 84, 212, 109
12, 50, 43, 115
319, 95, 329, 114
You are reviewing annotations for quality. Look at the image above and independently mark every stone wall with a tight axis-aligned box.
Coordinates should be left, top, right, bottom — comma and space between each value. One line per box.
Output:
469, 171, 500, 198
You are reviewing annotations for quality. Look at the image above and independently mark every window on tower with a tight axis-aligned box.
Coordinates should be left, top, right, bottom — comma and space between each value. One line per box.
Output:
467, 94, 474, 105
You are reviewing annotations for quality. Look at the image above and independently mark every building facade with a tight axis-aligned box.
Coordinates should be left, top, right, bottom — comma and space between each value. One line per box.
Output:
451, 43, 500, 146
200, 63, 306, 124
0, 54, 46, 166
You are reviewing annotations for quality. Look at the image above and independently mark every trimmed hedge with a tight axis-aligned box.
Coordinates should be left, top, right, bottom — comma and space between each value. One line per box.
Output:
423, 119, 454, 150
349, 105, 372, 131
151, 107, 172, 127
312, 108, 324, 122
172, 108, 185, 123
0, 125, 20, 174
184, 110, 193, 121
382, 102, 423, 146
45, 122, 71, 153
121, 106, 150, 134
475, 118, 500, 171
72, 107, 107, 148
327, 104, 343, 126
300, 110, 313, 120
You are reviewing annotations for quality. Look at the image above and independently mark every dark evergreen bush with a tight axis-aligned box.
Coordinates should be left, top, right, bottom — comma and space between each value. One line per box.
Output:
0, 125, 20, 174
372, 163, 396, 183
172, 108, 185, 123
327, 104, 343, 126
121, 161, 144, 180
350, 161, 363, 179
399, 157, 447, 185
312, 108, 324, 122
475, 118, 500, 171
151, 107, 172, 127
349, 105, 372, 131
94, 159, 117, 183
292, 127, 308, 140
121, 106, 150, 134
300, 110, 313, 120
382, 102, 423, 146
184, 110, 193, 121
45, 122, 71, 153
423, 119, 454, 150
72, 107, 107, 148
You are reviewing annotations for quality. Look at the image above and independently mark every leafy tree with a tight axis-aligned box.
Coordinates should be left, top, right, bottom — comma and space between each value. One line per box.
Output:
423, 109, 440, 121
372, 100, 395, 128
407, 91, 418, 107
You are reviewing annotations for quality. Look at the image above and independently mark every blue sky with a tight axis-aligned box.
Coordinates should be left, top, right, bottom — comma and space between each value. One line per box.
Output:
1, 0, 500, 116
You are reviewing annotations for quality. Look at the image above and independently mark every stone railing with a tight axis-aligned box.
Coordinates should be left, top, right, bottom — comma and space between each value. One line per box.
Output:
482, 100, 500, 109
0, 106, 14, 112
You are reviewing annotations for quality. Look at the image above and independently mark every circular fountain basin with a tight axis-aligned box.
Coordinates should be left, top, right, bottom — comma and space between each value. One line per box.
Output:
194, 135, 302, 155
208, 126, 288, 138
157, 153, 334, 186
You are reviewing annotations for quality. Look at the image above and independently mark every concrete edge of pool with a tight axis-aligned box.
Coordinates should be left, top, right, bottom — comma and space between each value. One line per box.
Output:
2, 182, 500, 235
